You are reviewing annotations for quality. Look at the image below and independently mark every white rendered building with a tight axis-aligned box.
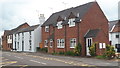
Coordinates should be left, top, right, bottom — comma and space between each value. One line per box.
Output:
109, 20, 120, 53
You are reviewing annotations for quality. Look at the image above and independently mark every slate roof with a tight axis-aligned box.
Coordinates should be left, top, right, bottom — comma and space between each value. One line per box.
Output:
4, 23, 29, 35
84, 29, 100, 38
109, 20, 120, 32
41, 2, 94, 27
109, 20, 118, 31
15, 24, 39, 34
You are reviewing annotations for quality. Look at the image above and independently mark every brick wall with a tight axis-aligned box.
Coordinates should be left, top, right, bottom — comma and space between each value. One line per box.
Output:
41, 2, 109, 56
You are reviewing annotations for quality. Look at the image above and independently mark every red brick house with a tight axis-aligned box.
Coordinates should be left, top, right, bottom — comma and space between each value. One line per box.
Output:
2, 23, 29, 51
41, 2, 109, 56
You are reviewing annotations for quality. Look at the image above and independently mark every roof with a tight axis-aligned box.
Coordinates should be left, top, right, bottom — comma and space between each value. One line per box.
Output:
3, 23, 29, 35
41, 2, 95, 27
109, 20, 118, 31
15, 24, 39, 34
109, 20, 120, 32
84, 29, 100, 38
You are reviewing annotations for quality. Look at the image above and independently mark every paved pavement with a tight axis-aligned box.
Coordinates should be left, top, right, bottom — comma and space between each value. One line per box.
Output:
0, 51, 120, 68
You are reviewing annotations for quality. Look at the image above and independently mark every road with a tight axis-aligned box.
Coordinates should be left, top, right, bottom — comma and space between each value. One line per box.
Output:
0, 51, 119, 68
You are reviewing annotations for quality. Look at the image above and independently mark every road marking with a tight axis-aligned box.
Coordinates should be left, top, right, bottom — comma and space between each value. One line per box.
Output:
0, 61, 17, 64
30, 60, 46, 65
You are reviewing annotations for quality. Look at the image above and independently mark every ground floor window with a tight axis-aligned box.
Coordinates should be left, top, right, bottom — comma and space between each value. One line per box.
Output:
50, 39, 53, 48
70, 38, 76, 48
115, 44, 120, 53
57, 39, 65, 48
99, 43, 106, 49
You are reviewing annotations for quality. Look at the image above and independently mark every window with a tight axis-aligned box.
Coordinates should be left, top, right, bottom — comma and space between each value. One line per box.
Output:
29, 46, 31, 50
44, 40, 48, 47
50, 39, 53, 47
57, 39, 65, 48
116, 35, 119, 38
17, 42, 19, 49
29, 39, 32, 50
18, 33, 20, 40
70, 38, 76, 48
22, 33, 24, 40
45, 26, 49, 32
57, 21, 62, 29
29, 40, 32, 45
99, 43, 106, 49
68, 18, 75, 27
29, 31, 32, 39
10, 35, 12, 39
115, 44, 120, 48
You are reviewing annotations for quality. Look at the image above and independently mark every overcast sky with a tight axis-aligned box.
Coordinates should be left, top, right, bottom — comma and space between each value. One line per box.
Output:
0, 0, 119, 37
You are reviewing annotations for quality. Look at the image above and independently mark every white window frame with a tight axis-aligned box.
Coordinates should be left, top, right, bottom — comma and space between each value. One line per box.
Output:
57, 21, 62, 29
44, 40, 48, 47
70, 38, 76, 48
45, 26, 49, 32
68, 18, 75, 27
57, 39, 65, 48
99, 43, 106, 49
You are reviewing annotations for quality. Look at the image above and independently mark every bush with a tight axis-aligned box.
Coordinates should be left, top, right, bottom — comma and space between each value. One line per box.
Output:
89, 43, 97, 56
59, 51, 65, 55
52, 52, 59, 55
96, 55, 106, 59
37, 47, 48, 53
103, 44, 115, 59
65, 51, 75, 56
73, 42, 82, 56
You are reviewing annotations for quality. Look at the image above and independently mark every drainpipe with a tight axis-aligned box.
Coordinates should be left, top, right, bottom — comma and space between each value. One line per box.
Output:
64, 25, 67, 52
77, 22, 80, 43
53, 26, 55, 53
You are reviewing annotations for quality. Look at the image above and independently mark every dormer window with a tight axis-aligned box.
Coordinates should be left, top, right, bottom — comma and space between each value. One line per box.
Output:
57, 21, 62, 29
68, 18, 75, 27
45, 26, 49, 32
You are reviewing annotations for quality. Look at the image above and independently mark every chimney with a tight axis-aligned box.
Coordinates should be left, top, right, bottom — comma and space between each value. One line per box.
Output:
39, 14, 45, 25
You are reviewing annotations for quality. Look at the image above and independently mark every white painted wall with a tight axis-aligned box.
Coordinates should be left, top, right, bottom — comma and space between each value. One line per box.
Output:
12, 25, 42, 52
109, 32, 120, 52
34, 25, 41, 51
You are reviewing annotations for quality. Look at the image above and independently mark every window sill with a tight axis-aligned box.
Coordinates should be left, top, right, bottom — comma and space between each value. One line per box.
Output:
57, 27, 62, 29
70, 47, 75, 48
69, 25, 75, 27
45, 46, 48, 47
57, 46, 65, 48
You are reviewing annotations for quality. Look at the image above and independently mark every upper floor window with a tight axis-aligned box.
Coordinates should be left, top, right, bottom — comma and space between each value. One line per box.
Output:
22, 33, 24, 40
57, 21, 62, 29
10, 35, 12, 39
116, 35, 119, 38
45, 26, 49, 32
68, 18, 75, 27
70, 38, 76, 48
18, 33, 20, 40
57, 39, 65, 48
29, 31, 32, 39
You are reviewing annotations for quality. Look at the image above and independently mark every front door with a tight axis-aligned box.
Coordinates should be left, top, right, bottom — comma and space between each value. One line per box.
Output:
86, 38, 92, 56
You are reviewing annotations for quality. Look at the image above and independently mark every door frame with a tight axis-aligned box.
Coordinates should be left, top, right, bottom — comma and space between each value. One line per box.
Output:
86, 38, 92, 56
